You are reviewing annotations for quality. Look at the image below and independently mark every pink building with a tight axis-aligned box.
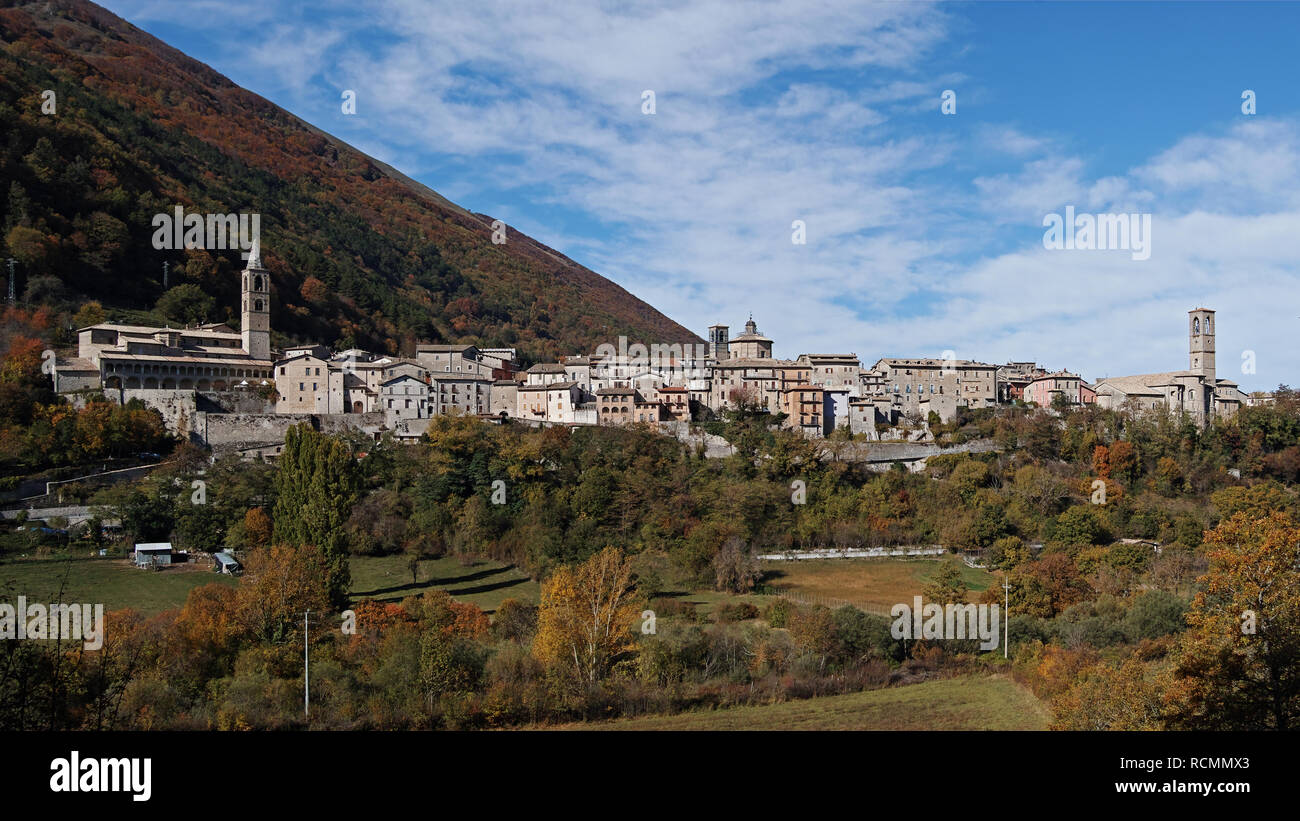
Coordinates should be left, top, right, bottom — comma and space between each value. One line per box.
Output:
1024, 371, 1082, 407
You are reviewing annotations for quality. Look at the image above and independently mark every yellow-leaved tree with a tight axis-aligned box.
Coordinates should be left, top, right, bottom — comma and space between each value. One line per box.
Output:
1166, 510, 1300, 729
533, 546, 641, 688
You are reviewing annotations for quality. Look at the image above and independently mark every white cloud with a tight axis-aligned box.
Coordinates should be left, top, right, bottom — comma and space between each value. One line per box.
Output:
98, 0, 1300, 390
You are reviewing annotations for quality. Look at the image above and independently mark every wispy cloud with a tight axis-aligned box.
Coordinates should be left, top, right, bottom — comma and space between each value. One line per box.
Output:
100, 0, 1300, 390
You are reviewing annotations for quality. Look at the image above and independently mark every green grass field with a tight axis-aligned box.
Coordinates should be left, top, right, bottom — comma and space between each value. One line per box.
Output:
348, 555, 538, 613
0, 557, 237, 616
0, 553, 537, 617
565, 675, 1048, 731
761, 555, 996, 615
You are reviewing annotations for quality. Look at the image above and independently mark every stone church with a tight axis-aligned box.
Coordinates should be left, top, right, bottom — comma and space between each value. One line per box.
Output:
53, 246, 276, 393
1093, 308, 1245, 424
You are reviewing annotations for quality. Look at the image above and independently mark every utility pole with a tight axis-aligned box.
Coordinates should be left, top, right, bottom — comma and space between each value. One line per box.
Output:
303, 609, 310, 718
6, 259, 14, 302
162, 260, 169, 290
1002, 575, 1010, 659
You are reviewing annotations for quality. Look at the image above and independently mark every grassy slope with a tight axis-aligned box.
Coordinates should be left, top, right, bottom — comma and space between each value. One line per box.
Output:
762, 555, 996, 615
347, 555, 538, 614
564, 675, 1049, 731
0, 556, 237, 616
0, 553, 537, 616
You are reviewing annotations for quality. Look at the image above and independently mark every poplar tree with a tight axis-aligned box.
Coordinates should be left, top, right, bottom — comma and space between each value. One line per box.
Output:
272, 424, 360, 607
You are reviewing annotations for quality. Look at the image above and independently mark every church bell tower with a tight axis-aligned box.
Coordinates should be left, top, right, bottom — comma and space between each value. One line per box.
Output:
1188, 307, 1215, 383
241, 239, 271, 361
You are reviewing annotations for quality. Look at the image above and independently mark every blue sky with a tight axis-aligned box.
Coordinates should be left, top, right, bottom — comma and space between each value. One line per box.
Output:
102, 0, 1300, 390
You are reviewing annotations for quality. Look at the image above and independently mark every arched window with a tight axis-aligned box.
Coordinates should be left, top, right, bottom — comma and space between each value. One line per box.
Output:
253, 275, 263, 291
254, 299, 263, 311
1193, 317, 1200, 333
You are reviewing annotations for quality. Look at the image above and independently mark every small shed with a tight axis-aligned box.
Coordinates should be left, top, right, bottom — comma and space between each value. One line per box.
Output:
213, 551, 242, 575
133, 542, 173, 568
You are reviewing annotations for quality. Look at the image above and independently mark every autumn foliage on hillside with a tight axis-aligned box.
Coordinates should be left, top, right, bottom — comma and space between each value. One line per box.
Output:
0, 1, 698, 363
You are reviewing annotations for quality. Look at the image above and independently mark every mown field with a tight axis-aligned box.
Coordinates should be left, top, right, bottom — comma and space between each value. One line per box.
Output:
0, 557, 238, 616
347, 555, 539, 613
761, 555, 996, 615
0, 553, 539, 617
565, 675, 1048, 731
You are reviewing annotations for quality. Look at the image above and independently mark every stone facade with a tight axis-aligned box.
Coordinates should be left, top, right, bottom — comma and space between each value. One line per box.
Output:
1094, 309, 1244, 425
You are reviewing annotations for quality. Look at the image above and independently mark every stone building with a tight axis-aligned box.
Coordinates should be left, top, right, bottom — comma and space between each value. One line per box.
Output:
996, 362, 1047, 403
1094, 309, 1244, 424
801, 353, 862, 389
524, 363, 570, 386
55, 249, 276, 393
659, 385, 690, 422
596, 386, 638, 424
868, 357, 997, 421
415, 344, 499, 378
275, 353, 333, 413
516, 381, 582, 423
726, 316, 774, 360
430, 372, 491, 416
779, 383, 828, 435
380, 375, 431, 426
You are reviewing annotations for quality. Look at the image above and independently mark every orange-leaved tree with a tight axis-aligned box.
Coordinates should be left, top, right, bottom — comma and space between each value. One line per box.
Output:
236, 543, 332, 645
1166, 510, 1300, 729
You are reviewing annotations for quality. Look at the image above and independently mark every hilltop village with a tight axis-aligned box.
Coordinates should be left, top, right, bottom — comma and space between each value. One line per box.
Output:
50, 249, 1263, 455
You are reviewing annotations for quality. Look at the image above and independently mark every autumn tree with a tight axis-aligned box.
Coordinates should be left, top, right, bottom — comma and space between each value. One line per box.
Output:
72, 301, 106, 328
235, 543, 331, 644
712, 535, 760, 593
1050, 656, 1166, 730
174, 583, 242, 679
1091, 444, 1110, 479
923, 562, 969, 604
788, 604, 839, 671
1108, 440, 1139, 485
533, 546, 641, 688
1166, 511, 1300, 729
242, 507, 272, 549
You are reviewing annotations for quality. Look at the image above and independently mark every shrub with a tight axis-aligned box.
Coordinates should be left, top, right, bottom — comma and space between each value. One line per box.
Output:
715, 602, 759, 623
763, 598, 794, 628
